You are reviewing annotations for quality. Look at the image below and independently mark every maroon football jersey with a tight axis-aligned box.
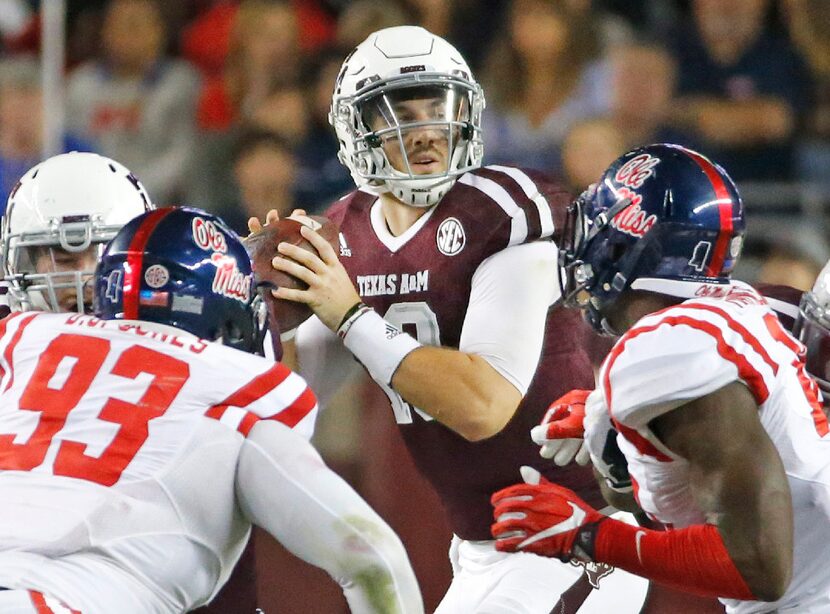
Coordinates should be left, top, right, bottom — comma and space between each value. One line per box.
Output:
326, 167, 602, 540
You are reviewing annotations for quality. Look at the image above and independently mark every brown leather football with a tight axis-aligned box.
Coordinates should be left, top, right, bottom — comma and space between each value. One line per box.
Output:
244, 215, 339, 333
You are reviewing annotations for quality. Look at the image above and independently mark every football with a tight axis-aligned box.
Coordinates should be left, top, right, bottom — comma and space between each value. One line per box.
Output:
244, 214, 339, 334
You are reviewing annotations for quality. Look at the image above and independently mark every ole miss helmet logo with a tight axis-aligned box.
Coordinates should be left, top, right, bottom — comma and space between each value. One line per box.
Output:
615, 153, 661, 189
610, 188, 657, 238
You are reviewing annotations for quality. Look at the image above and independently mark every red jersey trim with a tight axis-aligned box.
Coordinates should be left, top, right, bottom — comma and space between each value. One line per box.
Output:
606, 313, 772, 414
604, 311, 774, 459
678, 303, 779, 378
0, 311, 27, 382
205, 363, 317, 435
29, 590, 82, 614
2, 313, 39, 393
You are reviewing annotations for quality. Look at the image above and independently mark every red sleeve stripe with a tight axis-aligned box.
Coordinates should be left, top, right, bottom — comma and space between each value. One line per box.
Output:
458, 172, 529, 245
29, 590, 82, 614
606, 314, 772, 417
2, 313, 39, 393
214, 363, 292, 408
123, 208, 176, 320
476, 166, 544, 240
205, 364, 316, 435
0, 311, 25, 382
677, 303, 779, 377
762, 312, 828, 436
683, 149, 734, 277
205, 404, 259, 436
206, 388, 316, 436
267, 386, 317, 428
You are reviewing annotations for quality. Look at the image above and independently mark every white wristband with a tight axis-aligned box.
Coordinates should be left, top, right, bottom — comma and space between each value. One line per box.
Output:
341, 309, 421, 385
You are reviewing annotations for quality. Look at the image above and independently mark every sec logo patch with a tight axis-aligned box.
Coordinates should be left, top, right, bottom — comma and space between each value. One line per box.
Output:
437, 217, 465, 256
144, 264, 170, 288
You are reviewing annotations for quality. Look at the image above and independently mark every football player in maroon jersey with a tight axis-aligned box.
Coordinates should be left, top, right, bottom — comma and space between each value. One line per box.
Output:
256, 25, 650, 612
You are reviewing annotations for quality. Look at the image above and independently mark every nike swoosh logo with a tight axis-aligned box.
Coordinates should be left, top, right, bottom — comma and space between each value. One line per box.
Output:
518, 502, 586, 549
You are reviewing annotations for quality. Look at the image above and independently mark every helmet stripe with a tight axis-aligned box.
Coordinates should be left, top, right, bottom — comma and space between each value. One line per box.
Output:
123, 208, 176, 320
684, 149, 733, 277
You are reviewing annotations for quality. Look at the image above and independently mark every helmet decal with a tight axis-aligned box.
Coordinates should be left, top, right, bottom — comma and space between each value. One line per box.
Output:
94, 207, 262, 353
192, 216, 229, 253
210, 253, 253, 302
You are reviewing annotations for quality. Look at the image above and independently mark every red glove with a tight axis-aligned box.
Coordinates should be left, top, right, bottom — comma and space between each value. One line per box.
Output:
530, 389, 592, 465
491, 466, 605, 561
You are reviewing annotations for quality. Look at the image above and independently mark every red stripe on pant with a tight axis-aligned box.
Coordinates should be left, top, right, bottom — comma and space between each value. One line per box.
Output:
29, 590, 81, 614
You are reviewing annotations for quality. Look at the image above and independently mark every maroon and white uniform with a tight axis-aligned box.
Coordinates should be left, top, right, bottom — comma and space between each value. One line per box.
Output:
0, 313, 423, 614
296, 166, 649, 612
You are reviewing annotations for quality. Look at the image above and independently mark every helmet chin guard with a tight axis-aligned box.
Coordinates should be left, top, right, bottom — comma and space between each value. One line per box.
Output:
330, 26, 485, 207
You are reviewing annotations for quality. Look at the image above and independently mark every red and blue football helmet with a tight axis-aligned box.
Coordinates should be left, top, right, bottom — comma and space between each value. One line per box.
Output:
559, 143, 745, 334
94, 207, 265, 352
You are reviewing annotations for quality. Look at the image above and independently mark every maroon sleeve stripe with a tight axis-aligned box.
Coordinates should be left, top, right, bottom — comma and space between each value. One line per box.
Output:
473, 167, 543, 241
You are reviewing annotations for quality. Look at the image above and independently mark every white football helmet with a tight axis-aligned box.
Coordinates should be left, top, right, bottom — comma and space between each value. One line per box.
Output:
2, 152, 154, 313
329, 25, 485, 207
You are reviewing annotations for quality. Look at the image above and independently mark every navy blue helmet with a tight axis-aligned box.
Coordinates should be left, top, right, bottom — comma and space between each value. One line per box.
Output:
559, 143, 745, 334
94, 207, 264, 352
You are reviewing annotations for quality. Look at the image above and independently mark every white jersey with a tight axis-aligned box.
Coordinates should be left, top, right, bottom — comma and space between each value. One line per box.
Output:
588, 283, 830, 613
0, 311, 319, 612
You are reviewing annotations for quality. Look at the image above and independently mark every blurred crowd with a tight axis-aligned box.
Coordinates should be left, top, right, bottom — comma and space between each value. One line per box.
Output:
0, 0, 829, 284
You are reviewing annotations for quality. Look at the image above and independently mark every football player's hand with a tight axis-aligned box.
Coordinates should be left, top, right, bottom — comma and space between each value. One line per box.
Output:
246, 208, 307, 236
491, 466, 604, 561
271, 224, 361, 331
531, 389, 591, 465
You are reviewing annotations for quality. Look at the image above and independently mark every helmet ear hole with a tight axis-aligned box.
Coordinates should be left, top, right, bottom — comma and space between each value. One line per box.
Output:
610, 243, 627, 264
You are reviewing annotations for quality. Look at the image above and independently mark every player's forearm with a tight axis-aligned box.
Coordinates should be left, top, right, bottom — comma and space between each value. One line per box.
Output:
338, 306, 522, 440
391, 345, 522, 440
238, 423, 424, 613
589, 519, 757, 600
